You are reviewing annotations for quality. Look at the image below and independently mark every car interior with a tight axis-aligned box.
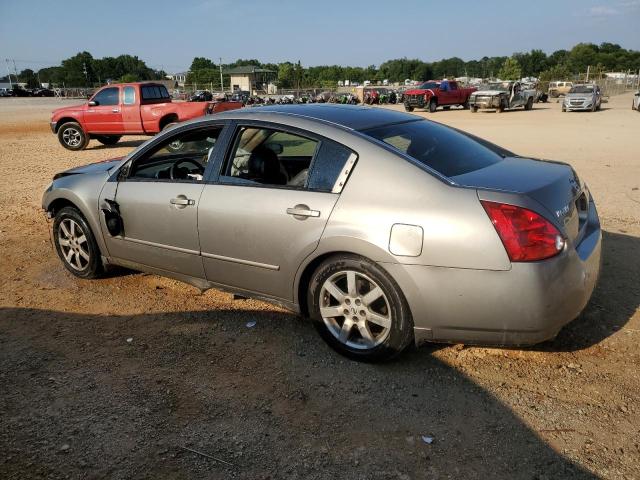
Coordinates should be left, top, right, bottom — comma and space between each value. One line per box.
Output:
128, 128, 222, 181
225, 127, 318, 188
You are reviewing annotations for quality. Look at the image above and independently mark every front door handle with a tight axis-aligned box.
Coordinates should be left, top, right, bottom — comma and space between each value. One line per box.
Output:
112, 108, 120, 113
170, 197, 195, 206
286, 204, 320, 219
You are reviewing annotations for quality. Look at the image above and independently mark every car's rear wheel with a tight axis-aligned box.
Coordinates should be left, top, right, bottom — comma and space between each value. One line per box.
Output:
308, 255, 413, 362
95, 135, 122, 145
57, 122, 88, 151
53, 207, 102, 279
470, 106, 478, 113
404, 105, 414, 112
428, 99, 437, 113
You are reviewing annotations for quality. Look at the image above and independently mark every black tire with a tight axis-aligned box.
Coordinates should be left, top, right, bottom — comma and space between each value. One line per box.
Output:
404, 105, 414, 112
95, 135, 122, 146
57, 122, 88, 151
562, 105, 566, 112
462, 99, 470, 109
428, 99, 437, 113
470, 106, 478, 113
307, 254, 414, 362
442, 105, 450, 110
53, 207, 102, 279
524, 97, 534, 111
496, 101, 505, 113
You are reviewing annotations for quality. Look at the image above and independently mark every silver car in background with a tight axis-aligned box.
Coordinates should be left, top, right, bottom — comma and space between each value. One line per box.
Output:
562, 84, 602, 112
42, 105, 601, 361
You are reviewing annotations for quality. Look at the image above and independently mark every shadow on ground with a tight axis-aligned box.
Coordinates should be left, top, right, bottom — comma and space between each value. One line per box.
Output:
1, 305, 600, 479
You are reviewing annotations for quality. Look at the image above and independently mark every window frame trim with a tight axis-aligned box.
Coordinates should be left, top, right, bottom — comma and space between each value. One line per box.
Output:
213, 120, 357, 194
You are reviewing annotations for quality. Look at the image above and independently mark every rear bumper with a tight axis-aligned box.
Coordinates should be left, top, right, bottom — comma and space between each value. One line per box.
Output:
384, 202, 602, 347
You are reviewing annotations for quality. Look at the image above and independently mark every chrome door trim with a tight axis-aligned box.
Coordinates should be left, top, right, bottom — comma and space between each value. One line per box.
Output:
201, 251, 280, 271
120, 236, 200, 256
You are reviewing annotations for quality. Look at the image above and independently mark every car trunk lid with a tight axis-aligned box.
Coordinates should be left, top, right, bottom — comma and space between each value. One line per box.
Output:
450, 157, 588, 244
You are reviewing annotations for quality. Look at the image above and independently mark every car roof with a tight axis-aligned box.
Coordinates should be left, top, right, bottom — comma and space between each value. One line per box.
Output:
215, 104, 418, 131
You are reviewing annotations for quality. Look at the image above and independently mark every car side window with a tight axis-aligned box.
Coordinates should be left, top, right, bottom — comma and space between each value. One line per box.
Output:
123, 86, 135, 105
307, 140, 357, 192
221, 127, 319, 188
127, 127, 223, 182
92, 87, 119, 106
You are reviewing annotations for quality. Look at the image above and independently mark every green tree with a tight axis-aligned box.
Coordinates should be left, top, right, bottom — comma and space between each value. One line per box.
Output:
498, 57, 522, 80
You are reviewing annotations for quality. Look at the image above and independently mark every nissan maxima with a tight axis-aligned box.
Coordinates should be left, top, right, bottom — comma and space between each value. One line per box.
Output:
42, 105, 601, 361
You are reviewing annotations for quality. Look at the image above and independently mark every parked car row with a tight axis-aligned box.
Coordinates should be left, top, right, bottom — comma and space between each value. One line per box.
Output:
0, 86, 55, 97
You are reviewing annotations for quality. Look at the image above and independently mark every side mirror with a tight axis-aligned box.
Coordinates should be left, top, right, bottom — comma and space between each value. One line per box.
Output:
88, 100, 98, 106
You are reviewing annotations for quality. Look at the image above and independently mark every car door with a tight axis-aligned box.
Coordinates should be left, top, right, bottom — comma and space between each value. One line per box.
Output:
99, 123, 229, 278
198, 123, 357, 301
85, 86, 124, 134
121, 85, 143, 133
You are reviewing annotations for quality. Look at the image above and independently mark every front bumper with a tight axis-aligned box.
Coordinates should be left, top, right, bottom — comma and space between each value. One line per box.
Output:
469, 96, 501, 109
50, 121, 56, 134
404, 95, 427, 108
384, 201, 602, 347
564, 99, 593, 111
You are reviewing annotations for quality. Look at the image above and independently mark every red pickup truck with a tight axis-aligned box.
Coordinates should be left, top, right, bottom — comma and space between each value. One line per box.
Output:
403, 80, 476, 113
50, 82, 242, 150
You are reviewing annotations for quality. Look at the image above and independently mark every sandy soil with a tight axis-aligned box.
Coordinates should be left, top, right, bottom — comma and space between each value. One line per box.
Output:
0, 95, 638, 479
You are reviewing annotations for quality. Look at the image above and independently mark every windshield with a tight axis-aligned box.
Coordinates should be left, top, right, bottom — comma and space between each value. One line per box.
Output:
362, 120, 504, 178
418, 82, 439, 90
569, 85, 594, 94
483, 82, 510, 92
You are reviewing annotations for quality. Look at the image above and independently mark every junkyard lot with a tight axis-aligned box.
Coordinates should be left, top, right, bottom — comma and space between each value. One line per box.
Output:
0, 95, 638, 479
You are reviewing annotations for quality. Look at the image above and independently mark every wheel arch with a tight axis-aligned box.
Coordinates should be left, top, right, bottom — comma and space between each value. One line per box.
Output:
293, 238, 403, 318
55, 117, 82, 133
44, 190, 107, 257
159, 113, 179, 131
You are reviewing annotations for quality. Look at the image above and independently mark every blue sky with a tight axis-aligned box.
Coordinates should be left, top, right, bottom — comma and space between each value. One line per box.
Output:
1, 0, 638, 73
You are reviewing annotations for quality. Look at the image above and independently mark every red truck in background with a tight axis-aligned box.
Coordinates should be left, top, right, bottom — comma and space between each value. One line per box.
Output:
51, 82, 242, 150
403, 80, 477, 113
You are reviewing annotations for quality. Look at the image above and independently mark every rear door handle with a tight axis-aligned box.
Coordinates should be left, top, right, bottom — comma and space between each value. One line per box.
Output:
170, 197, 195, 206
286, 204, 320, 218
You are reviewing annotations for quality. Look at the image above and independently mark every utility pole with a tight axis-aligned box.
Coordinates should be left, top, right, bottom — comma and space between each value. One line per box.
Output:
4, 59, 13, 88
219, 57, 224, 93
586, 65, 590, 82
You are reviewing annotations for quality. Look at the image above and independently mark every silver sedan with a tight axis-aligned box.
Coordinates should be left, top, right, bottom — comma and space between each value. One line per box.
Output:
42, 105, 601, 361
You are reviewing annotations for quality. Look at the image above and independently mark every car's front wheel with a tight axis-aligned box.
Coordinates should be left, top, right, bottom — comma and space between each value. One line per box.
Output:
57, 122, 88, 151
308, 255, 414, 362
53, 207, 102, 279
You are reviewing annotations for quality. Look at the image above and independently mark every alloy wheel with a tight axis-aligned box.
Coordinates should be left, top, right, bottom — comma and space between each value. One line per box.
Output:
57, 218, 90, 271
319, 270, 392, 350
62, 127, 82, 147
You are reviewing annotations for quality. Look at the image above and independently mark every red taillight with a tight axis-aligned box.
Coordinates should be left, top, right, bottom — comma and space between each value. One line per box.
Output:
481, 201, 565, 262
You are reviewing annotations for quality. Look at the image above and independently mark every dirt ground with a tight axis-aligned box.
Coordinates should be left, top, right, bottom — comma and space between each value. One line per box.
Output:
0, 94, 638, 480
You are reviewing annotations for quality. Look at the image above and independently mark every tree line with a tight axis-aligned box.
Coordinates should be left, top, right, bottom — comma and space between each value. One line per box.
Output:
3, 42, 639, 89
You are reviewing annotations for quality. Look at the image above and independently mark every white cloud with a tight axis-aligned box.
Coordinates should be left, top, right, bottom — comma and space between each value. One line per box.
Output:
586, 5, 620, 16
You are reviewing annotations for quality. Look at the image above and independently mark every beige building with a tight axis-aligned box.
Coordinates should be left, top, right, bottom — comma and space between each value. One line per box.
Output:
225, 66, 276, 94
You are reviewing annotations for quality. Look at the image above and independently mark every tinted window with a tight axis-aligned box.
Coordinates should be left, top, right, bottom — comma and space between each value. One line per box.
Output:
123, 86, 135, 105
308, 140, 355, 192
129, 127, 222, 181
419, 82, 439, 90
92, 87, 119, 106
362, 120, 503, 178
141, 85, 170, 100
222, 127, 318, 188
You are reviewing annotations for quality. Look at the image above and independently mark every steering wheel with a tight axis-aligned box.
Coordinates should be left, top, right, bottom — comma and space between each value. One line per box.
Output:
169, 159, 204, 180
